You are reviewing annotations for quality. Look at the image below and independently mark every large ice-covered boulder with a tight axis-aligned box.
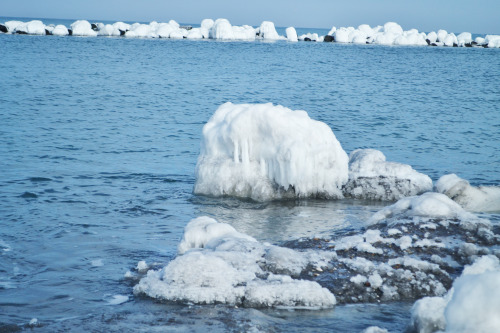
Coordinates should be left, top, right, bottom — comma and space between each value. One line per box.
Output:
134, 217, 336, 308
343, 149, 432, 201
52, 24, 69, 36
436, 174, 500, 212
71, 20, 98, 37
194, 103, 349, 201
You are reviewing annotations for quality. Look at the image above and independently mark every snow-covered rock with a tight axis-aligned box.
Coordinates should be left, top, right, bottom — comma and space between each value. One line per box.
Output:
286, 27, 298, 42
134, 217, 336, 308
70, 20, 97, 37
194, 103, 349, 201
259, 21, 279, 40
436, 174, 500, 212
13, 20, 46, 35
343, 149, 432, 201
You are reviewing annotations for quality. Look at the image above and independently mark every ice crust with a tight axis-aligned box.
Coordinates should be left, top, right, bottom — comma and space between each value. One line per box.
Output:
193, 103, 349, 201
134, 217, 336, 309
2, 18, 499, 47
409, 255, 500, 333
343, 149, 433, 201
436, 174, 500, 212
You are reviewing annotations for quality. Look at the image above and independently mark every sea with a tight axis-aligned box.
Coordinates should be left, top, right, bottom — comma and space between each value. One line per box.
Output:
0, 17, 499, 332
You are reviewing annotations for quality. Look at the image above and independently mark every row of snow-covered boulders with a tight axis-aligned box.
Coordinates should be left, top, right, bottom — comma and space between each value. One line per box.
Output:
1, 19, 499, 48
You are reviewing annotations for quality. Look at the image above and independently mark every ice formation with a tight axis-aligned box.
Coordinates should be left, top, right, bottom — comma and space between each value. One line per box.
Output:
2, 18, 499, 47
436, 174, 500, 212
70, 20, 97, 37
286, 27, 298, 42
134, 217, 336, 308
343, 149, 433, 201
409, 255, 500, 333
193, 103, 349, 201
12, 20, 46, 35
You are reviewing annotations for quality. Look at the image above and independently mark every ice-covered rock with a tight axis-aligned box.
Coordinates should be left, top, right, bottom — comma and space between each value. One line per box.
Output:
134, 217, 336, 308
194, 103, 349, 201
343, 149, 432, 201
368, 192, 480, 224
186, 28, 203, 39
456, 32, 472, 46
334, 28, 350, 43
436, 174, 500, 212
4, 21, 23, 33
442, 33, 458, 47
383, 22, 403, 35
485, 35, 500, 48
70, 20, 98, 37
259, 21, 279, 40
13, 20, 46, 35
436, 30, 448, 42
232, 25, 256, 40
426, 31, 437, 44
286, 27, 298, 42
125, 23, 156, 38
209, 18, 235, 40
409, 255, 500, 333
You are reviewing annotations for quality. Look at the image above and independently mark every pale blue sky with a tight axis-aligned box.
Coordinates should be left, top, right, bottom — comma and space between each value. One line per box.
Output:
2, 0, 499, 34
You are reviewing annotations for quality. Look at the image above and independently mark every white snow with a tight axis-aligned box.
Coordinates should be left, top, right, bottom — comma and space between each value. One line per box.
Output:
194, 103, 349, 201
410, 255, 500, 333
209, 18, 235, 40
369, 192, 478, 224
456, 32, 472, 46
134, 217, 336, 308
14, 20, 46, 35
136, 260, 148, 272
286, 27, 298, 42
70, 20, 97, 37
52, 25, 69, 36
259, 21, 280, 40
4, 21, 24, 33
436, 174, 500, 212
344, 149, 433, 201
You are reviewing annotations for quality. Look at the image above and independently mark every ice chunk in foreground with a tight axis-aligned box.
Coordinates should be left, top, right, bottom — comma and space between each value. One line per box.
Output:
436, 174, 500, 212
134, 217, 336, 308
343, 149, 432, 201
194, 103, 349, 201
409, 255, 500, 333
71, 20, 97, 37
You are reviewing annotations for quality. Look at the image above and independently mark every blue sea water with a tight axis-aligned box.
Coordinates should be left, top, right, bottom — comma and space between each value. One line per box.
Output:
0, 17, 499, 332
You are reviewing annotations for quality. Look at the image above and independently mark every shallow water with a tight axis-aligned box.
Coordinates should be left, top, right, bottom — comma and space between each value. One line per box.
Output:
0, 18, 499, 332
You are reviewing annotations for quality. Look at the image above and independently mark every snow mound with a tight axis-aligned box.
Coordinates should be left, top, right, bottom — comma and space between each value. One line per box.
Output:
286, 27, 298, 42
368, 192, 479, 225
70, 20, 97, 37
409, 255, 500, 333
194, 103, 349, 201
436, 174, 500, 212
134, 217, 336, 308
343, 149, 433, 201
13, 20, 46, 35
52, 25, 69, 36
259, 21, 280, 40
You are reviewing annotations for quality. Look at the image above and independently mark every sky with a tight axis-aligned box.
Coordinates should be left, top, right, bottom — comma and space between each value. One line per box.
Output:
2, 0, 499, 34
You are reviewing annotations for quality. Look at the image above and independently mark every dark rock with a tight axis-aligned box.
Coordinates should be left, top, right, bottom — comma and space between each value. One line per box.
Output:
15, 30, 27, 35
465, 43, 472, 47
0, 24, 7, 33
471, 41, 478, 45
119, 29, 126, 36
453, 43, 458, 47
91, 23, 98, 31
431, 43, 438, 46
323, 35, 334, 42
425, 39, 431, 45
304, 37, 312, 42
68, 29, 73, 36
45, 29, 52, 35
